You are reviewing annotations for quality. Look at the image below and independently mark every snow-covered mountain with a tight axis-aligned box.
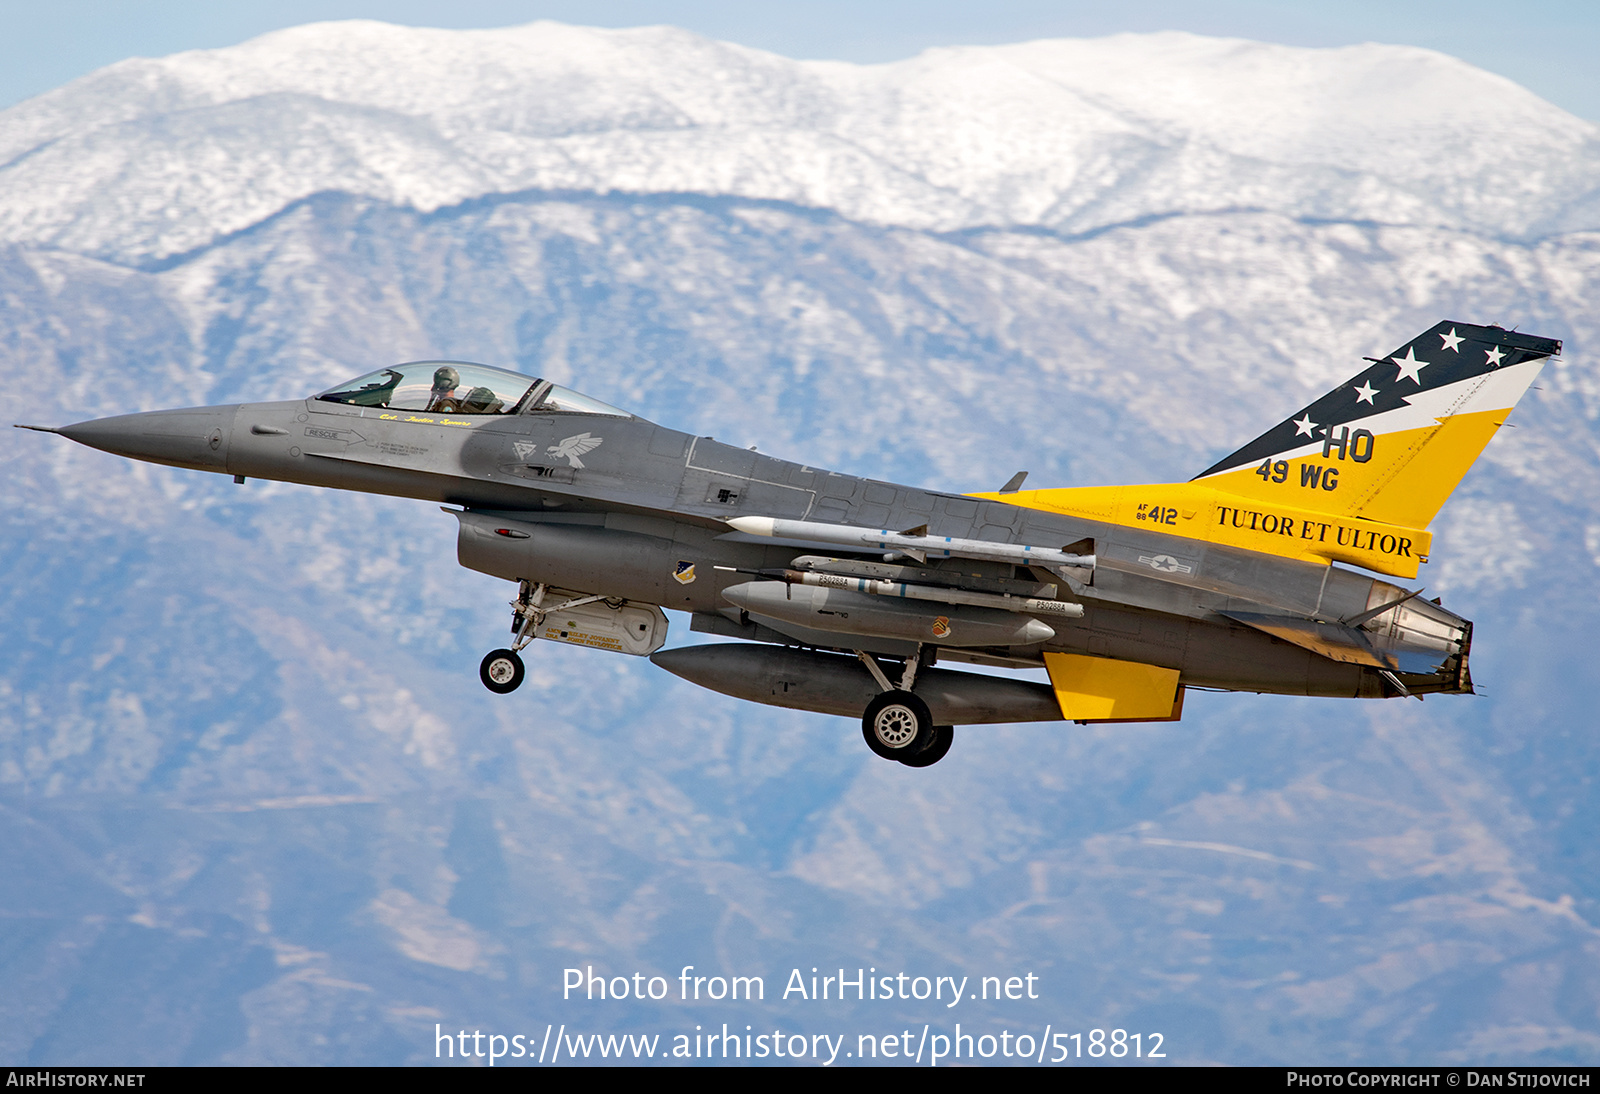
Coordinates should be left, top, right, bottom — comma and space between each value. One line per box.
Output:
5, 21, 1600, 263
2, 22, 1599, 1065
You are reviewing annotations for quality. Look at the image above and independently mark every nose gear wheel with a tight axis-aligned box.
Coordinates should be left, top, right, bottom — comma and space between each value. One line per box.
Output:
480, 648, 525, 693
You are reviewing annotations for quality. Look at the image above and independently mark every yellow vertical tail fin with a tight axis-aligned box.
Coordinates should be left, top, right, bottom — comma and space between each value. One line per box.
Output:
1191, 322, 1561, 528
974, 322, 1561, 579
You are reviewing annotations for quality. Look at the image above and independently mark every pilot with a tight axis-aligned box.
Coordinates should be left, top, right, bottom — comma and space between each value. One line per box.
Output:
426, 366, 461, 412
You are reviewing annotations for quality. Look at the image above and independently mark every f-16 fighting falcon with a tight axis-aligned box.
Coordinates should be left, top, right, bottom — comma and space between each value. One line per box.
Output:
18, 321, 1560, 767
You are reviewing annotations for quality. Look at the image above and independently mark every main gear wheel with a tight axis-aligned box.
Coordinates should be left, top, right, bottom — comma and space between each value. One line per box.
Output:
861, 691, 935, 761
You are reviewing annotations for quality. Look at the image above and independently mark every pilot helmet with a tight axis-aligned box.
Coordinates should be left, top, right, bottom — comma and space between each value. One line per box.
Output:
431, 366, 460, 392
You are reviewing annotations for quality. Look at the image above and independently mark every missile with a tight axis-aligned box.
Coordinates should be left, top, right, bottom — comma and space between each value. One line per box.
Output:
790, 555, 1058, 598
756, 568, 1084, 618
651, 644, 1063, 724
725, 516, 1096, 570
721, 580, 1057, 648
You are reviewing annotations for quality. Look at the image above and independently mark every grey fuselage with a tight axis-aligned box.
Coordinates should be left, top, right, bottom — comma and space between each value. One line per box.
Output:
57, 393, 1471, 702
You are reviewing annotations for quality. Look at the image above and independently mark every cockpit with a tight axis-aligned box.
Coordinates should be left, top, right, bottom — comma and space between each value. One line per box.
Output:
315, 361, 631, 418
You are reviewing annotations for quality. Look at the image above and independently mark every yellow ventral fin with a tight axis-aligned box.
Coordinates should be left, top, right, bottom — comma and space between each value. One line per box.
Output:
1043, 653, 1183, 723
975, 322, 1561, 579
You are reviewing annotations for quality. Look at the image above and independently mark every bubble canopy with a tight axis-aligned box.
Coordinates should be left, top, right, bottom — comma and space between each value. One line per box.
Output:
315, 361, 631, 418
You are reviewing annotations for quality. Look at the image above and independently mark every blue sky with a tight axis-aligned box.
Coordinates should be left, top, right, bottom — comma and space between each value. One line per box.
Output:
6, 0, 1599, 120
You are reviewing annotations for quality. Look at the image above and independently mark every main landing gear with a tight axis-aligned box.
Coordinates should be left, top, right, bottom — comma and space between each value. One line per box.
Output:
479, 580, 612, 695
900, 723, 955, 768
856, 649, 954, 768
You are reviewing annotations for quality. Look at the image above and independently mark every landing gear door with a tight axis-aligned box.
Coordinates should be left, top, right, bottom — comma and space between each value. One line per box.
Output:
534, 597, 669, 656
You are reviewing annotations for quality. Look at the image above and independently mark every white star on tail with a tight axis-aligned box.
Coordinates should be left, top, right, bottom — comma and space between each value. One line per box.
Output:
1391, 347, 1428, 384
1354, 381, 1378, 404
547, 432, 603, 468
1292, 413, 1317, 437
1439, 328, 1463, 352
1485, 345, 1506, 367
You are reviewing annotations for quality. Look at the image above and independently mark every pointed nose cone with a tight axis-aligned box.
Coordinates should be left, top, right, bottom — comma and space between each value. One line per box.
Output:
58, 406, 238, 472
1019, 618, 1056, 644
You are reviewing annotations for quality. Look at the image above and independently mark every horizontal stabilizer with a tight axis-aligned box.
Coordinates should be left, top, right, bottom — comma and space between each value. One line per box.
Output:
1220, 610, 1448, 674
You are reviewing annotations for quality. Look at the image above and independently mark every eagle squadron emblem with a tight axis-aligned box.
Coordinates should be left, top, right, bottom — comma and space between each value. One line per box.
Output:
546, 432, 603, 468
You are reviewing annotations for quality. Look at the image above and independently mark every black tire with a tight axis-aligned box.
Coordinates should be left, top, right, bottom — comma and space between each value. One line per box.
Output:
900, 725, 954, 768
480, 648, 525, 694
861, 691, 935, 761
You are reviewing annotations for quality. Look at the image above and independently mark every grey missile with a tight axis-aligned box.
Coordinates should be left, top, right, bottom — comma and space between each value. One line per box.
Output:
791, 555, 1059, 598
721, 580, 1056, 648
650, 644, 1064, 724
773, 568, 1084, 618
725, 515, 1097, 570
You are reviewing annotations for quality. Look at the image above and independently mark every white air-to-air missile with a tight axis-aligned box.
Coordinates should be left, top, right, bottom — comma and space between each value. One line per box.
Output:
19, 322, 1561, 767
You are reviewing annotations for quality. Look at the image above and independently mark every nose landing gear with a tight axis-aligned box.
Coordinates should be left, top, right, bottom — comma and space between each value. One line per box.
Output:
473, 582, 617, 690
480, 648, 525, 694
479, 579, 549, 695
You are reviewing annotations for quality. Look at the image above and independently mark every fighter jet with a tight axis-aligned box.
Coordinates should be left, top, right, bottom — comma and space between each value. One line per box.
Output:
17, 322, 1560, 767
